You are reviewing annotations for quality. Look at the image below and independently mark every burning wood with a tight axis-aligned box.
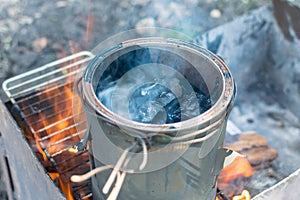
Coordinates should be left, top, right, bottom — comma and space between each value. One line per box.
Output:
217, 131, 279, 199
217, 156, 254, 199
227, 132, 278, 170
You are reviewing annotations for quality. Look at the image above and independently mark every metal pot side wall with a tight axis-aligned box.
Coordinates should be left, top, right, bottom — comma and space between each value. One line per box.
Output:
89, 116, 228, 200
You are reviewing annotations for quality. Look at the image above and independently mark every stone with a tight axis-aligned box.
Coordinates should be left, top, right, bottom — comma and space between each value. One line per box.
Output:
131, 0, 150, 6
19, 16, 33, 25
32, 37, 48, 53
210, 9, 222, 18
56, 1, 68, 8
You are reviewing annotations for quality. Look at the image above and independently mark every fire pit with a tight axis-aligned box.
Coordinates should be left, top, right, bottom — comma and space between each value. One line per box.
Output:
0, 4, 299, 200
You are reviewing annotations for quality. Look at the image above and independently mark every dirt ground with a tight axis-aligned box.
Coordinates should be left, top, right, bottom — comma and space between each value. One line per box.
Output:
0, 0, 269, 199
0, 0, 270, 84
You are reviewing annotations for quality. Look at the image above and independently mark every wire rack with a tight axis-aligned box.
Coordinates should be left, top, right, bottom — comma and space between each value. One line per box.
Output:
2, 51, 94, 199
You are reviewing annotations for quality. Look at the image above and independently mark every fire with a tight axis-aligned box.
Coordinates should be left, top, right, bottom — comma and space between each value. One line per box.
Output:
216, 190, 251, 200
38, 82, 79, 156
49, 172, 60, 180
26, 13, 94, 200
218, 156, 254, 183
58, 176, 75, 200
17, 65, 81, 199
49, 172, 74, 200
15, 12, 95, 200
217, 156, 254, 199
35, 133, 48, 161
32, 66, 81, 200
232, 190, 251, 200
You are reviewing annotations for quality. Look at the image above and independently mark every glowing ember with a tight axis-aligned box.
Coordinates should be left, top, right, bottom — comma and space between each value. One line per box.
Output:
232, 190, 251, 200
68, 147, 78, 153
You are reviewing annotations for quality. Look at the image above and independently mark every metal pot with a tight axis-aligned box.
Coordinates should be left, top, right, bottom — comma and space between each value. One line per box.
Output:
78, 37, 236, 200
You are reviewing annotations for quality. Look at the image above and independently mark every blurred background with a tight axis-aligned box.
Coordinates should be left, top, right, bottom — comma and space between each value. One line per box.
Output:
0, 0, 270, 84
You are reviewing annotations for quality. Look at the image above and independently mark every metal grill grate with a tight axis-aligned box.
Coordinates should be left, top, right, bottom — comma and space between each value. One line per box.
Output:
2, 51, 95, 199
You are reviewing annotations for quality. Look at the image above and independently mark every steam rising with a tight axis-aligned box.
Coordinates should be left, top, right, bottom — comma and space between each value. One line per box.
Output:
96, 45, 212, 124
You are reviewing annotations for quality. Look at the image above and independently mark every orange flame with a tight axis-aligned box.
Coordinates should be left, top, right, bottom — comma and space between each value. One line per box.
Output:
30, 46, 84, 199
232, 190, 251, 200
35, 134, 48, 161
217, 156, 254, 199
58, 177, 75, 200
19, 11, 94, 200
38, 84, 78, 156
218, 156, 254, 183
49, 172, 60, 180
84, 13, 94, 48
49, 172, 74, 200
216, 190, 251, 200
37, 13, 93, 200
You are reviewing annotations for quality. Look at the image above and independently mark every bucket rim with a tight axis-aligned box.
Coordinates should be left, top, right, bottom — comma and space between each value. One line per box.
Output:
81, 37, 236, 133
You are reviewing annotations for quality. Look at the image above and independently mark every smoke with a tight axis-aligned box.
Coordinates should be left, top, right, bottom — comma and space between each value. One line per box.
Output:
95, 42, 212, 125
